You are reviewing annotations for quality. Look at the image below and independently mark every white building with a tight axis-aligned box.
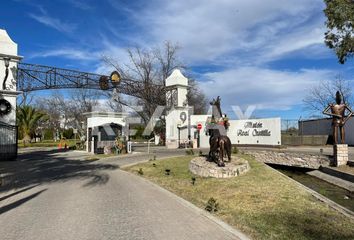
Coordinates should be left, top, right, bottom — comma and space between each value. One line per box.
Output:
164, 69, 282, 148
84, 112, 127, 153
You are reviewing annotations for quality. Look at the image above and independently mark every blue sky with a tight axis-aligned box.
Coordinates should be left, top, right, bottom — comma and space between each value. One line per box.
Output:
1, 0, 353, 120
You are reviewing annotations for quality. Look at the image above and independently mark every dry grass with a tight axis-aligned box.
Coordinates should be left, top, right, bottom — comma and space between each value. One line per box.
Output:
124, 154, 354, 240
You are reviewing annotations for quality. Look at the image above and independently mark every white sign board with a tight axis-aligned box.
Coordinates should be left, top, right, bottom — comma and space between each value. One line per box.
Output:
227, 118, 281, 145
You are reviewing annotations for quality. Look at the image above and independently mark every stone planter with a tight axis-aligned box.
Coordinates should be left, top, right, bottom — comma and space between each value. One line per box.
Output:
189, 156, 250, 178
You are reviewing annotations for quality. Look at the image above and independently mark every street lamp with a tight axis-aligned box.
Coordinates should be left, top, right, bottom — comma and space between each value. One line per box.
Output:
2, 57, 10, 90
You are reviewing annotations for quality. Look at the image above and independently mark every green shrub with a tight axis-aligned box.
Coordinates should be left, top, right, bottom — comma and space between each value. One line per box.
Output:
69, 145, 76, 150
185, 149, 194, 155
191, 177, 196, 185
232, 146, 239, 154
205, 197, 219, 212
43, 129, 54, 140
63, 128, 74, 139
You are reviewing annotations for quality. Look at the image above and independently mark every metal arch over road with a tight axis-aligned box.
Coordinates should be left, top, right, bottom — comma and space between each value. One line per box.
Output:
17, 62, 164, 99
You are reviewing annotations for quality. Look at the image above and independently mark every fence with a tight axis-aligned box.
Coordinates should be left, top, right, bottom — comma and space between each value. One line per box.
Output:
281, 119, 329, 146
0, 121, 18, 161
281, 119, 299, 135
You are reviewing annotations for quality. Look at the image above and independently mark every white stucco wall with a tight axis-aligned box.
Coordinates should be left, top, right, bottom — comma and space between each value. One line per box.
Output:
0, 29, 18, 56
87, 116, 126, 128
85, 112, 127, 153
228, 118, 281, 146
165, 69, 188, 87
165, 107, 190, 142
0, 91, 18, 126
0, 29, 22, 127
182, 116, 282, 148
164, 69, 282, 148
190, 114, 211, 148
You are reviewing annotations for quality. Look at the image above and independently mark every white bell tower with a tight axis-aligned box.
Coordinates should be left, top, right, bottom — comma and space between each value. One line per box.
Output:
165, 69, 190, 148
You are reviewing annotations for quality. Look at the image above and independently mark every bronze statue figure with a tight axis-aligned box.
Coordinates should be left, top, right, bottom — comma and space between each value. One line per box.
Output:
218, 135, 232, 162
323, 91, 353, 144
207, 96, 232, 167
210, 96, 222, 119
208, 134, 231, 167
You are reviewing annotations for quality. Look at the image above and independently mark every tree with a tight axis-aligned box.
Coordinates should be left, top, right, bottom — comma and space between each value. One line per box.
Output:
17, 105, 48, 145
324, 0, 354, 64
187, 78, 208, 114
102, 41, 207, 123
67, 89, 101, 137
35, 89, 100, 139
35, 92, 65, 132
303, 76, 352, 117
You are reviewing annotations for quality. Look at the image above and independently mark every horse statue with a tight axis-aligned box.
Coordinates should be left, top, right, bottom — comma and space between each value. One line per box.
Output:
208, 132, 232, 167
206, 96, 232, 167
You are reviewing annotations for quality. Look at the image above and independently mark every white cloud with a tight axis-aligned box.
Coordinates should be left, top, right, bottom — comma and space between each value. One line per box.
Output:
96, 0, 334, 113
28, 7, 76, 33
25, 0, 339, 117
200, 67, 334, 111
28, 48, 99, 61
127, 0, 326, 65
66, 0, 93, 10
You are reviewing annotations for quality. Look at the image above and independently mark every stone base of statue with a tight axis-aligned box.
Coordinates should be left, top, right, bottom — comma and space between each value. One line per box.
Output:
189, 156, 250, 178
333, 144, 348, 167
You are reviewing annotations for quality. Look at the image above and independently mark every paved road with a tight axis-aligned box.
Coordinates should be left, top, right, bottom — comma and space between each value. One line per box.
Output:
0, 149, 244, 240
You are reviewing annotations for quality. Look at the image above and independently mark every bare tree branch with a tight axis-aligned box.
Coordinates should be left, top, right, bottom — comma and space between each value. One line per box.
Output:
303, 75, 352, 117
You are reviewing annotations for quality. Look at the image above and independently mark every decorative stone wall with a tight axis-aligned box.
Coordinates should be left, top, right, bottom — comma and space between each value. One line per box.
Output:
333, 144, 348, 166
189, 156, 250, 178
247, 150, 330, 169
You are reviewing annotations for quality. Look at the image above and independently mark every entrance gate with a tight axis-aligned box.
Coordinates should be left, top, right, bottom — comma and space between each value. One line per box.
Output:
0, 121, 18, 161
0, 28, 166, 160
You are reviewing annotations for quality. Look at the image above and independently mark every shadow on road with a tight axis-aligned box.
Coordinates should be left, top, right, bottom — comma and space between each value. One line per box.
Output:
0, 184, 40, 201
0, 189, 47, 215
0, 149, 119, 193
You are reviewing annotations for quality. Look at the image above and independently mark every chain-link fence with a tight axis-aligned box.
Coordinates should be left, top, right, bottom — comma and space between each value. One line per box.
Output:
281, 119, 299, 135
281, 119, 330, 146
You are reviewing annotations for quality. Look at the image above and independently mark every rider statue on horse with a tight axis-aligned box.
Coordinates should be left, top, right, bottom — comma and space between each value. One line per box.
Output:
205, 96, 232, 167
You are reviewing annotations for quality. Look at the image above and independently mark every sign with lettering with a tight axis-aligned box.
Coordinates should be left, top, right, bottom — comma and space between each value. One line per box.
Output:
227, 118, 281, 145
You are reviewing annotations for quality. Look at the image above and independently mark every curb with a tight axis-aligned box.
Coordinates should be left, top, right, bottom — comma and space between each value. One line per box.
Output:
249, 153, 354, 220
123, 171, 251, 240
307, 170, 354, 192
320, 166, 354, 183
266, 164, 354, 220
